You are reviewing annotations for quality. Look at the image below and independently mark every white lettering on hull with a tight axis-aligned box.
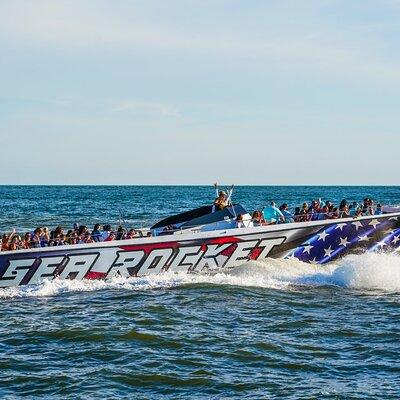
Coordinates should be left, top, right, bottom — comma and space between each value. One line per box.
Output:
257, 238, 286, 259
29, 256, 65, 285
0, 236, 286, 287
58, 254, 99, 280
167, 246, 203, 272
0, 259, 36, 287
136, 248, 174, 276
106, 251, 145, 278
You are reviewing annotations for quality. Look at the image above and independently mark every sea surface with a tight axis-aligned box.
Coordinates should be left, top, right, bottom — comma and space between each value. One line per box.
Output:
1, 185, 400, 399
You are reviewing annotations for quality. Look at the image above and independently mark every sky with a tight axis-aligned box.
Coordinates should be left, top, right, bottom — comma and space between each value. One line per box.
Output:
0, 0, 399, 185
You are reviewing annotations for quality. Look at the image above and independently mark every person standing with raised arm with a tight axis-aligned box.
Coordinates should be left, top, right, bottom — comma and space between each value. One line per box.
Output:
213, 183, 234, 211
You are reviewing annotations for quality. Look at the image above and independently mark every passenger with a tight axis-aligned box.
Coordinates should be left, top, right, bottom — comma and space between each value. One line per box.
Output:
263, 201, 285, 224
213, 191, 228, 211
41, 227, 50, 247
101, 224, 112, 241
53, 226, 63, 238
60, 234, 67, 245
375, 203, 383, 215
317, 205, 329, 220
362, 198, 374, 215
294, 207, 301, 222
51, 234, 62, 246
279, 204, 294, 223
22, 232, 32, 249
339, 203, 350, 218
368, 198, 375, 215
355, 207, 363, 217
116, 226, 125, 240
310, 200, 318, 213
349, 202, 358, 217
69, 231, 79, 245
1, 229, 16, 251
339, 199, 348, 209
125, 229, 137, 239
309, 200, 320, 221
91, 224, 102, 242
9, 235, 21, 251
236, 214, 245, 228
31, 228, 42, 248
213, 183, 233, 211
251, 210, 265, 226
327, 207, 339, 219
297, 203, 309, 222
105, 231, 116, 242
325, 201, 333, 212
77, 225, 87, 236
82, 231, 93, 244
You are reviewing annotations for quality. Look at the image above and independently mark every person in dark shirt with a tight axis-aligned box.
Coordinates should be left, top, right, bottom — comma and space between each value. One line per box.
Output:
91, 223, 102, 242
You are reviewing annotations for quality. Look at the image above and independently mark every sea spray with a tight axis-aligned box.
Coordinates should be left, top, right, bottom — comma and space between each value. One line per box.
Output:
1, 253, 399, 299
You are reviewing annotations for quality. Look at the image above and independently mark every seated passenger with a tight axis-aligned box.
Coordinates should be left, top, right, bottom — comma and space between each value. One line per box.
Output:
236, 214, 245, 228
8, 235, 21, 251
309, 200, 320, 221
375, 203, 383, 215
105, 231, 116, 241
362, 198, 374, 215
327, 207, 339, 219
101, 224, 112, 241
318, 205, 329, 220
1, 229, 16, 251
51, 226, 64, 240
41, 227, 50, 247
51, 234, 64, 246
339, 204, 350, 218
82, 231, 93, 243
294, 207, 301, 222
125, 229, 137, 239
116, 226, 125, 240
251, 210, 266, 226
263, 202, 285, 224
91, 224, 102, 242
349, 202, 359, 217
297, 203, 309, 222
279, 204, 294, 223
22, 232, 32, 249
32, 228, 42, 248
69, 231, 79, 245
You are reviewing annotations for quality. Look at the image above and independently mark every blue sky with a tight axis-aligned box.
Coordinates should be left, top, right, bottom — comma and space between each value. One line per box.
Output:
0, 0, 399, 185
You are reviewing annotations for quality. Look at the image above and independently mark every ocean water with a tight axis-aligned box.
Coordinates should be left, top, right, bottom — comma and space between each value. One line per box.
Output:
1, 186, 400, 399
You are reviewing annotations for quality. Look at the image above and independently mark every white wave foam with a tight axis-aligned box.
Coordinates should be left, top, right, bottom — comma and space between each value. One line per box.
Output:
1, 253, 399, 298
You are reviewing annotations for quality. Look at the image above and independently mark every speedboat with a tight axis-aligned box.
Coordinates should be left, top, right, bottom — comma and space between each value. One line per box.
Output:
0, 203, 399, 288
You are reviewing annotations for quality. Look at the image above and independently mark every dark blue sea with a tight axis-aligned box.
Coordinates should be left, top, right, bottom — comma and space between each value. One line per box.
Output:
1, 186, 400, 399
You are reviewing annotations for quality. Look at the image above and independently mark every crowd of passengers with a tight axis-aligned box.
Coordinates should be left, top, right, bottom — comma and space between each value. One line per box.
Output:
1, 196, 383, 251
213, 187, 382, 226
0, 223, 147, 252
247, 197, 382, 226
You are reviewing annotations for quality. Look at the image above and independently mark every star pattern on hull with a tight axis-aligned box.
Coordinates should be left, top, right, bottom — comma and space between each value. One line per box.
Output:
285, 218, 400, 265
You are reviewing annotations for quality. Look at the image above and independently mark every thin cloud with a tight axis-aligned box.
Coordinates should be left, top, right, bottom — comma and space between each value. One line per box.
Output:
0, 0, 399, 87
112, 101, 181, 118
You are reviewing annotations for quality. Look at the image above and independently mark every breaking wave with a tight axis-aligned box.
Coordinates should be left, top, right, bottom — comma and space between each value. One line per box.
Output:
1, 253, 399, 299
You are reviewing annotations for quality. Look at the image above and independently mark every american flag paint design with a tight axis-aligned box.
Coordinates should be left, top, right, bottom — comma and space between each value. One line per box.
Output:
285, 217, 400, 264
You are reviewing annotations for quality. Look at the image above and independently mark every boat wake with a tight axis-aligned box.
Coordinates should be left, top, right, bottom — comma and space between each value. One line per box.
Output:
1, 253, 399, 299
